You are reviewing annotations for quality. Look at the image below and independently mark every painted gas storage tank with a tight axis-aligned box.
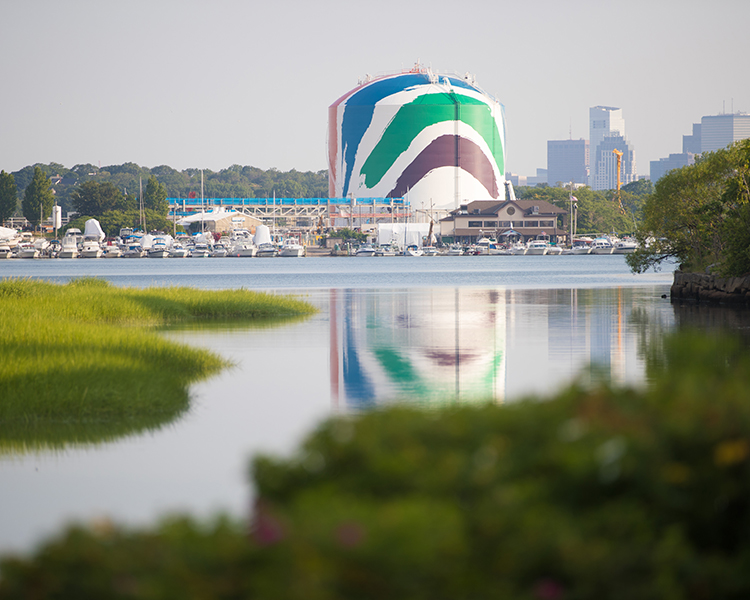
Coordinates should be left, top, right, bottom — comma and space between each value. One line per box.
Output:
328, 66, 506, 210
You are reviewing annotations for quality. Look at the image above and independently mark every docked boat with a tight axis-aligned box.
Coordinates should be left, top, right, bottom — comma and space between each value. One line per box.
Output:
256, 242, 279, 257
103, 244, 122, 258
278, 238, 306, 257
210, 243, 229, 258
122, 243, 145, 258
590, 237, 614, 255
446, 243, 464, 256
571, 239, 592, 255
169, 242, 189, 258
613, 238, 638, 254
17, 242, 39, 259
546, 244, 563, 256
355, 243, 377, 257
0, 243, 12, 259
80, 239, 103, 258
404, 244, 424, 257
190, 242, 211, 258
422, 245, 439, 256
229, 229, 257, 257
148, 237, 171, 258
525, 239, 549, 255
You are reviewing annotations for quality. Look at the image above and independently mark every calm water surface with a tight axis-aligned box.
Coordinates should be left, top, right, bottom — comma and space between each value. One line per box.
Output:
0, 255, 676, 554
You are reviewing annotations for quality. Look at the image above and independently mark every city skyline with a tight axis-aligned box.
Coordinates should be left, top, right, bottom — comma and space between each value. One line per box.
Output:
1, 0, 748, 182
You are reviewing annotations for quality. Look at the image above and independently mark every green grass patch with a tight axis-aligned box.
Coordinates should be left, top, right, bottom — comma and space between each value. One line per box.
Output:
0, 277, 316, 451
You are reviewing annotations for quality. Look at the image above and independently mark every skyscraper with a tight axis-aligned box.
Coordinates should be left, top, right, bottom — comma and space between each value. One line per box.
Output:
589, 106, 637, 191
700, 113, 750, 153
547, 139, 589, 186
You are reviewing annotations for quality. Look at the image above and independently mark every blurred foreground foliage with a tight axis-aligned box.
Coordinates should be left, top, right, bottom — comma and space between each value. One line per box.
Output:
4, 330, 750, 598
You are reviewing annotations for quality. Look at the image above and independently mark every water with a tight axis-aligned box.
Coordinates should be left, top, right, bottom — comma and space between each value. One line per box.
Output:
0, 255, 676, 554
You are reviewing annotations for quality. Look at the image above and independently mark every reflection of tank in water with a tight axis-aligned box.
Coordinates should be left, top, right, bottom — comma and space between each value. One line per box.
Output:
335, 288, 506, 406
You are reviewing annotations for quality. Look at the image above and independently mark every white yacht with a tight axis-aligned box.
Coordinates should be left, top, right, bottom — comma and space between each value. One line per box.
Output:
210, 243, 229, 258
17, 242, 39, 259
590, 237, 614, 255
613, 238, 638, 254
525, 239, 549, 255
278, 238, 305, 257
148, 237, 171, 258
80, 239, 103, 258
571, 239, 592, 255
169, 242, 189, 258
103, 244, 122, 258
229, 229, 257, 257
190, 242, 211, 258
404, 244, 424, 257
256, 242, 279, 257
354, 243, 377, 257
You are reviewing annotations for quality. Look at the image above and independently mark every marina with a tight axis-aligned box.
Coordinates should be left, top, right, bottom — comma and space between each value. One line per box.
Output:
0, 256, 677, 556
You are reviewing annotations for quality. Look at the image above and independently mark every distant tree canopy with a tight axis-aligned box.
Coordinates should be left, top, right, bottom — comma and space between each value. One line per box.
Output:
4, 162, 330, 217
515, 185, 640, 235
627, 139, 750, 277
144, 175, 168, 214
21, 167, 54, 227
71, 181, 133, 216
0, 171, 18, 224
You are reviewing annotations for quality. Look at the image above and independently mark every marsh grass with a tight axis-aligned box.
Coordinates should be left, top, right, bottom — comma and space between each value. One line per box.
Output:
0, 277, 316, 451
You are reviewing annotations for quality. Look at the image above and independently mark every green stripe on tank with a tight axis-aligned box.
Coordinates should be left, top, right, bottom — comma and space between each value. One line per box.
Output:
361, 92, 504, 188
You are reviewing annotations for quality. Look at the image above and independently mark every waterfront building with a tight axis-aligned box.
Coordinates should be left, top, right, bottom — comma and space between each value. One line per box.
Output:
589, 106, 637, 191
547, 139, 589, 186
700, 113, 750, 153
439, 199, 566, 244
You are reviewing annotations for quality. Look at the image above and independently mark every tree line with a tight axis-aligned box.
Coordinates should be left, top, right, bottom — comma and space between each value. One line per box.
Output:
0, 160, 652, 238
0, 162, 329, 222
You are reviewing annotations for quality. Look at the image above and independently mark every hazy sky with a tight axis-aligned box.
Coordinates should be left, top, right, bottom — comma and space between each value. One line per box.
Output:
2, 0, 748, 179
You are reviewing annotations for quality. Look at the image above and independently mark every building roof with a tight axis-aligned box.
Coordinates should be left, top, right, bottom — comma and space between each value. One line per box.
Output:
440, 199, 566, 221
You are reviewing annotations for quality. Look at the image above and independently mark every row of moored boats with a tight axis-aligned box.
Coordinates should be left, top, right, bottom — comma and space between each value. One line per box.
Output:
0, 221, 307, 259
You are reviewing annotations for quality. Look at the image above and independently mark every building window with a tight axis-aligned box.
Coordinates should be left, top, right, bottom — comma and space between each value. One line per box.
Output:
524, 220, 539, 228
540, 220, 555, 228
468, 221, 482, 228
483, 221, 497, 228
507, 206, 516, 215
499, 221, 511, 227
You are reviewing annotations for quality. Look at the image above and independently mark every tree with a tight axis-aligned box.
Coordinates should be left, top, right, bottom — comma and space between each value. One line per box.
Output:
22, 166, 54, 227
71, 181, 130, 216
143, 175, 168, 214
0, 171, 18, 224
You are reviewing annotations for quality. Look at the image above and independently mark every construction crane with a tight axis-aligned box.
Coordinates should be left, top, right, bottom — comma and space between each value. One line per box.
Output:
612, 148, 627, 215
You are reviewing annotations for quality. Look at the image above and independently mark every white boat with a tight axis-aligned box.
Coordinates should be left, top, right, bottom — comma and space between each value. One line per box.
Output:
404, 244, 424, 257
590, 237, 614, 255
475, 237, 493, 255
422, 246, 439, 256
278, 238, 306, 257
613, 238, 638, 254
148, 238, 171, 258
571, 239, 592, 255
446, 243, 464, 256
190, 242, 211, 258
355, 243, 377, 257
0, 243, 12, 259
79, 239, 103, 258
256, 242, 279, 257
16, 242, 39, 259
210, 243, 229, 258
122, 243, 145, 258
229, 229, 257, 257
546, 244, 563, 255
169, 242, 189, 258
59, 234, 79, 259
103, 245, 122, 258
525, 239, 549, 255
510, 242, 527, 255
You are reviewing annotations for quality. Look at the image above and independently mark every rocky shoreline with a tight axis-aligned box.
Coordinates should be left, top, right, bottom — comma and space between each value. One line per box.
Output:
671, 270, 750, 305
